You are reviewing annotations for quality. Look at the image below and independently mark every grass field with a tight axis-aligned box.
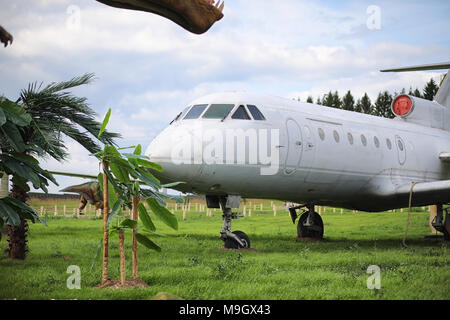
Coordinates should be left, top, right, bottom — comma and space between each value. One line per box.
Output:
0, 201, 449, 300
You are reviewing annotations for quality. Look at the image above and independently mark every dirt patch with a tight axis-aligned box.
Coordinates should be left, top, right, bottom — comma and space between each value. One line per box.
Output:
94, 278, 148, 289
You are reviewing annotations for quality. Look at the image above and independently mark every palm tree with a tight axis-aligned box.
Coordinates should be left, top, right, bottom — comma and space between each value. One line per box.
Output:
6, 73, 120, 259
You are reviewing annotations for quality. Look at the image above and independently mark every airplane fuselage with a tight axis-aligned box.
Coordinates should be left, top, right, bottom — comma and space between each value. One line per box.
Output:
146, 92, 450, 212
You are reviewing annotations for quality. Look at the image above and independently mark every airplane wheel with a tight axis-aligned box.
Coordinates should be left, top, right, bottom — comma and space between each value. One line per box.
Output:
297, 211, 324, 239
224, 231, 251, 249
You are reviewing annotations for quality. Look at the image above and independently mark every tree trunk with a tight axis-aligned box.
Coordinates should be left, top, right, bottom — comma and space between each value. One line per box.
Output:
118, 230, 126, 285
7, 182, 29, 259
131, 195, 139, 279
101, 161, 110, 284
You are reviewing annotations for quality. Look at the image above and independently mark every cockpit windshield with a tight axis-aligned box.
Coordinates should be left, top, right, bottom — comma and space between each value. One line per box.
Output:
184, 104, 208, 119
202, 104, 234, 119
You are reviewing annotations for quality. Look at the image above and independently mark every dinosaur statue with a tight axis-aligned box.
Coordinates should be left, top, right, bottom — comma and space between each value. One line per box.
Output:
96, 0, 224, 34
0, 25, 13, 47
0, 0, 224, 47
60, 181, 103, 213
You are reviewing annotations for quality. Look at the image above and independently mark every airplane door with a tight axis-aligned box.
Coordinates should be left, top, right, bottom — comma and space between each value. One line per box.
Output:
283, 118, 302, 175
395, 135, 406, 165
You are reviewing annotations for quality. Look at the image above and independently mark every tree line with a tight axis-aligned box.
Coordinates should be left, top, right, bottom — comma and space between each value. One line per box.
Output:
300, 78, 440, 118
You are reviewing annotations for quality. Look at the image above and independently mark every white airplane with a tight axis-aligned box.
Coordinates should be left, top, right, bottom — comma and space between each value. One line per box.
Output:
145, 62, 450, 248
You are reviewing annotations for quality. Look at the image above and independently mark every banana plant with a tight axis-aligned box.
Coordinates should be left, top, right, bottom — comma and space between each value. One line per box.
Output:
95, 108, 183, 284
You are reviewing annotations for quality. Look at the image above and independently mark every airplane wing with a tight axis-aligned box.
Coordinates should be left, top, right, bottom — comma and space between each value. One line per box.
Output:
49, 171, 98, 179
380, 62, 450, 72
394, 180, 450, 205
49, 171, 184, 189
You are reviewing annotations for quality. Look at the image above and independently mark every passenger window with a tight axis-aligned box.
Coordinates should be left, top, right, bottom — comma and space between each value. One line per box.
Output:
374, 136, 380, 148
202, 104, 234, 119
318, 128, 325, 141
247, 105, 266, 120
397, 139, 404, 151
347, 133, 354, 145
361, 134, 367, 146
333, 130, 340, 143
231, 105, 251, 120
184, 104, 207, 120
386, 138, 392, 150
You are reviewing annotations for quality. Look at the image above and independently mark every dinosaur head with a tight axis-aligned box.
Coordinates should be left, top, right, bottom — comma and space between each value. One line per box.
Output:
96, 0, 224, 34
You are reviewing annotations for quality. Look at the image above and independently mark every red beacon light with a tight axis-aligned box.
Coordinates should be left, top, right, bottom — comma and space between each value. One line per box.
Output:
392, 95, 414, 117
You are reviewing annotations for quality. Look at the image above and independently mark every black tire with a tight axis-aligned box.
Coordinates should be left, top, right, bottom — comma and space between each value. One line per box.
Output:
297, 211, 324, 239
224, 231, 251, 249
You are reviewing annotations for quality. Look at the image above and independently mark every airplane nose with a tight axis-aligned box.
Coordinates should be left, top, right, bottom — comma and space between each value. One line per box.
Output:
145, 125, 200, 186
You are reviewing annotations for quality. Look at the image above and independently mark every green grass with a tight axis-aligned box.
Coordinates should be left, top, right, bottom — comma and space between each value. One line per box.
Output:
0, 207, 449, 300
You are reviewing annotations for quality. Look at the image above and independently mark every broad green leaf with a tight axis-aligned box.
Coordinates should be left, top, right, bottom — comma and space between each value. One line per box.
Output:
161, 181, 186, 189
3, 197, 47, 226
0, 97, 31, 126
134, 144, 142, 155
147, 198, 178, 231
109, 162, 130, 183
98, 108, 111, 138
0, 108, 6, 126
10, 152, 39, 165
119, 218, 138, 229
136, 159, 163, 172
106, 199, 123, 229
136, 233, 161, 252
0, 123, 26, 153
138, 203, 155, 232
0, 199, 21, 226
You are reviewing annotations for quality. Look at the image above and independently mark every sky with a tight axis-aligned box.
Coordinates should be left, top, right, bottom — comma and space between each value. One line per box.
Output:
0, 0, 449, 193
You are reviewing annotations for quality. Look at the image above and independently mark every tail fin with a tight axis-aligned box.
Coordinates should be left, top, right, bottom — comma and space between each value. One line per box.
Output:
380, 62, 450, 107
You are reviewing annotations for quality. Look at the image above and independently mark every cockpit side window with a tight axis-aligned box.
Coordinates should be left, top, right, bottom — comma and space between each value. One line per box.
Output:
171, 106, 190, 124
184, 104, 208, 120
247, 105, 266, 120
231, 105, 251, 120
202, 104, 234, 119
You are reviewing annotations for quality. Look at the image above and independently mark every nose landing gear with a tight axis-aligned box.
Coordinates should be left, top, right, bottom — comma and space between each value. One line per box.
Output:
218, 195, 251, 249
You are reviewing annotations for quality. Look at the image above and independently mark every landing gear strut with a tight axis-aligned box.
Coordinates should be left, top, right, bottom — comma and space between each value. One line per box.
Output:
219, 195, 251, 249
289, 204, 324, 239
431, 204, 450, 241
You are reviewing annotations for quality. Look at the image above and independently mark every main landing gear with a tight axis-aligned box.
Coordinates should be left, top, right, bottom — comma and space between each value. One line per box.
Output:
431, 204, 450, 241
289, 204, 324, 239
208, 195, 251, 249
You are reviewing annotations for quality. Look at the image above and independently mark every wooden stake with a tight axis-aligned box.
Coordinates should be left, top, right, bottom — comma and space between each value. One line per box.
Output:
132, 195, 139, 279
102, 161, 110, 285
118, 230, 126, 285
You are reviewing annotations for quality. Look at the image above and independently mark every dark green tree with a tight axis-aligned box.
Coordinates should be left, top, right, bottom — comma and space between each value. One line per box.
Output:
331, 91, 341, 109
413, 88, 421, 98
322, 91, 334, 107
423, 78, 439, 101
306, 96, 313, 103
374, 91, 394, 118
360, 93, 372, 114
315, 96, 322, 105
342, 90, 355, 112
